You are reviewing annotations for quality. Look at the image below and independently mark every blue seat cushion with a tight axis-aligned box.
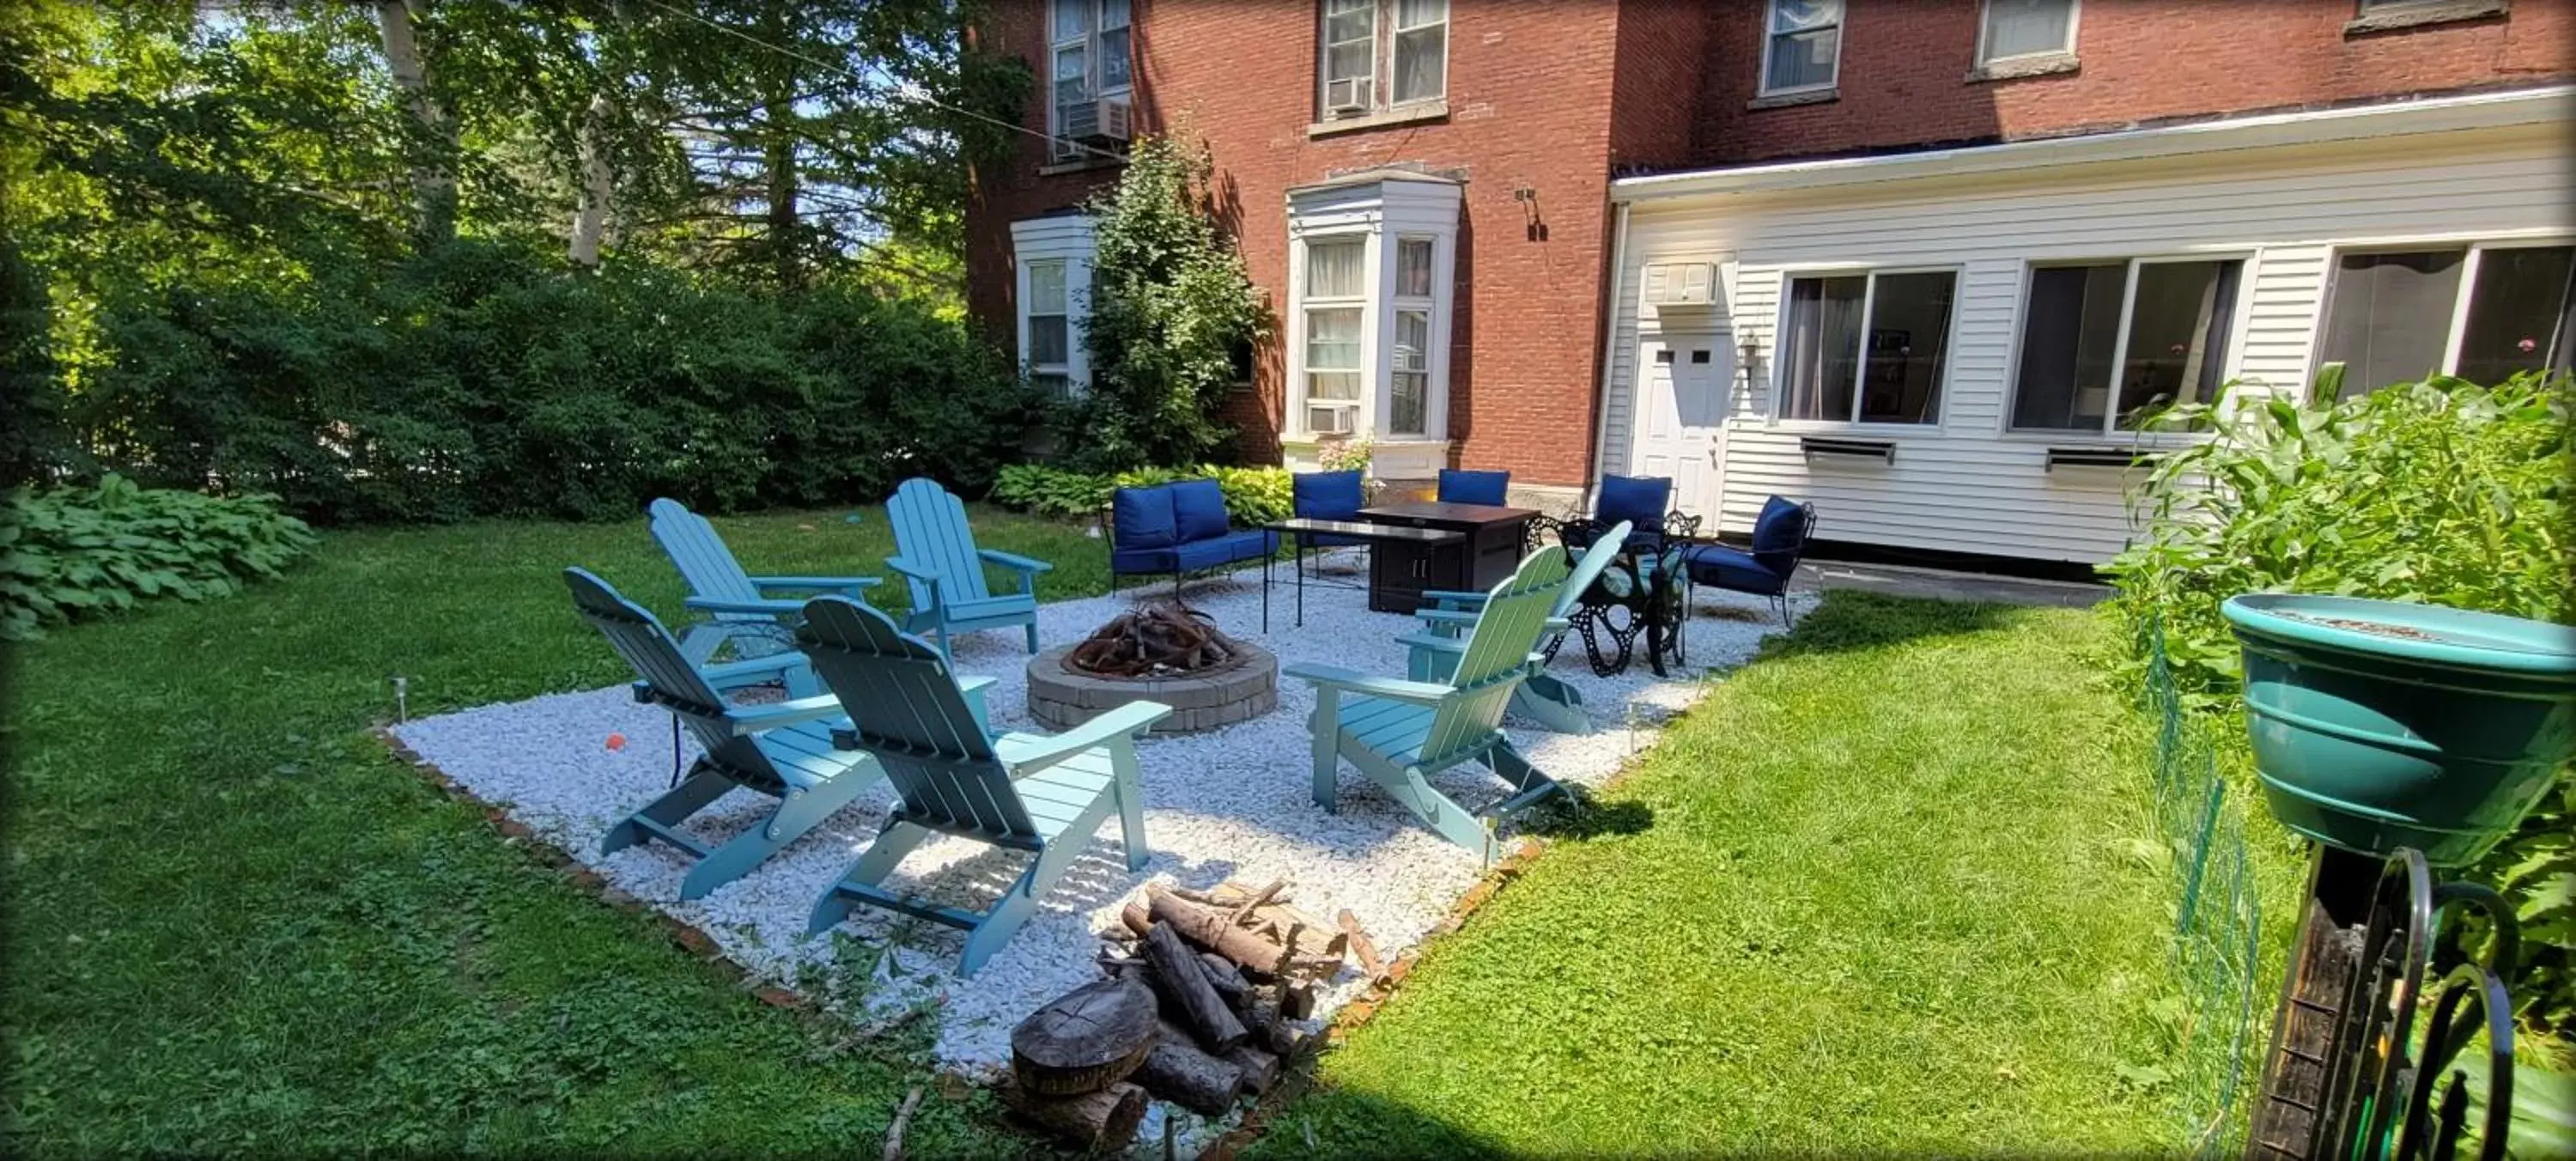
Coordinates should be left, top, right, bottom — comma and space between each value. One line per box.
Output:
1437, 468, 1510, 507
1170, 478, 1233, 543
1596, 474, 1671, 530
1681, 544, 1789, 596
1294, 470, 1365, 521
1113, 486, 1177, 551
1750, 495, 1811, 574
1172, 529, 1277, 571
1110, 546, 1179, 575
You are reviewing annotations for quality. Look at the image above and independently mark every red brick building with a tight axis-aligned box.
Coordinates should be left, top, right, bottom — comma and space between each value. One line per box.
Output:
965, 1, 2573, 549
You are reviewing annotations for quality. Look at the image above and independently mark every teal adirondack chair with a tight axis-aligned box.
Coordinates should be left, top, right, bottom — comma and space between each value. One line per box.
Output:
884, 477, 1051, 660
1406, 520, 1631, 734
1285, 547, 1574, 863
648, 498, 881, 681
795, 595, 1165, 977
564, 568, 884, 901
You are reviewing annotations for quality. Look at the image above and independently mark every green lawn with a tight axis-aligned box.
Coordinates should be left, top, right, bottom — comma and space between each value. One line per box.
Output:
2, 505, 1103, 1156
1254, 593, 2258, 1158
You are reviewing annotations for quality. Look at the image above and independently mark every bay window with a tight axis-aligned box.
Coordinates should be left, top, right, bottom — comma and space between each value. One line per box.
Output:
1285, 176, 1460, 458
1760, 0, 1842, 95
1011, 216, 1096, 396
1318, 0, 1448, 119
1775, 269, 1956, 424
2009, 258, 2241, 434
2318, 244, 2574, 397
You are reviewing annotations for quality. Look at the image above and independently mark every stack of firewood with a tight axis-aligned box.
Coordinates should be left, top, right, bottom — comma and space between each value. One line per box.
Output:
1003, 880, 1374, 1146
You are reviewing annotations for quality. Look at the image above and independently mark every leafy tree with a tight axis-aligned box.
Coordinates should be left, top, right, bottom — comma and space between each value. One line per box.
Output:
1075, 131, 1267, 472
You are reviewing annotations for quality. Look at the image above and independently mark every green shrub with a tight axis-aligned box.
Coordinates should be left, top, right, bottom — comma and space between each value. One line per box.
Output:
1, 474, 316, 640
2106, 370, 2574, 1036
992, 464, 1114, 520
992, 462, 1294, 528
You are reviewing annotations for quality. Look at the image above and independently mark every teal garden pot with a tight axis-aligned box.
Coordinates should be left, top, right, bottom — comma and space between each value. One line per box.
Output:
2221, 593, 2576, 866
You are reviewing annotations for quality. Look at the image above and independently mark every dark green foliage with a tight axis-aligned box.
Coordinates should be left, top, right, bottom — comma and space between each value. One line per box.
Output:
2106, 371, 2574, 1036
992, 462, 1293, 526
1072, 132, 1267, 472
1, 473, 315, 639
71, 240, 1040, 525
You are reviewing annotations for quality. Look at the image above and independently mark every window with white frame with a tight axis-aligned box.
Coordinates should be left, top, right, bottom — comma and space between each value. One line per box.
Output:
1051, 0, 1130, 160
1024, 258, 1072, 398
1776, 269, 1956, 424
1303, 237, 1368, 434
2318, 244, 2576, 398
2008, 258, 2244, 433
1013, 216, 1096, 396
1389, 238, 1435, 435
1318, 0, 1448, 119
1760, 0, 1843, 95
1979, 0, 2078, 64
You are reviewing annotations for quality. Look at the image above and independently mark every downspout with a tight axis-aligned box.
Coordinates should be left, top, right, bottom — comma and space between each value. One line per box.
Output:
1583, 200, 1632, 511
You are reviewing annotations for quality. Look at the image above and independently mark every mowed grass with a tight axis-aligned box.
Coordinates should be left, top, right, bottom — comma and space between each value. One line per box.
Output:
1255, 593, 2227, 1157
2, 505, 1103, 1156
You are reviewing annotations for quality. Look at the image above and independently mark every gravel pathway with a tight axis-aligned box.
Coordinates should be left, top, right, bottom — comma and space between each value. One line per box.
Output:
392, 561, 1809, 1086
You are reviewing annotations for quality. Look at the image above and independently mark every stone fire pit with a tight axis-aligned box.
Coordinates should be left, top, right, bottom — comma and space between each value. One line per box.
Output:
1027, 606, 1279, 734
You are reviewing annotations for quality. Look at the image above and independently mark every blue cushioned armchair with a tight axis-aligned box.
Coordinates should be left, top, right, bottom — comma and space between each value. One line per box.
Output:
1436, 468, 1510, 507
1108, 478, 1279, 608
1681, 495, 1815, 626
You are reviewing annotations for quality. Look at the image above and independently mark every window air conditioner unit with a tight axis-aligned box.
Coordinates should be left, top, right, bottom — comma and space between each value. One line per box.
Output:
1308, 406, 1355, 435
1087, 96, 1132, 143
1643, 262, 1720, 310
1325, 78, 1370, 118
1060, 98, 1099, 142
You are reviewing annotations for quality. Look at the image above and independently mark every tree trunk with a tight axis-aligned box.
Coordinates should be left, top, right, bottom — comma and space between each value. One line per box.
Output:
1010, 977, 1158, 1097
374, 0, 456, 248
568, 92, 614, 267
756, 0, 801, 289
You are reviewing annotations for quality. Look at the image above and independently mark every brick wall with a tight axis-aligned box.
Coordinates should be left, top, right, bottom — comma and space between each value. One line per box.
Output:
965, 0, 1629, 486
1694, 0, 2574, 165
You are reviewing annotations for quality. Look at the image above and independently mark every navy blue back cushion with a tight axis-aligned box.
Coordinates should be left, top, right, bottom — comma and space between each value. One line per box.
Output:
1112, 485, 1177, 550
1751, 495, 1812, 571
1294, 470, 1365, 521
1597, 475, 1672, 528
1170, 478, 1232, 542
1437, 468, 1510, 507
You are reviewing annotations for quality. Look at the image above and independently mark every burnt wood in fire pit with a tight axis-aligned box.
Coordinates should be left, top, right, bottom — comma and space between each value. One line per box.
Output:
1066, 605, 1249, 678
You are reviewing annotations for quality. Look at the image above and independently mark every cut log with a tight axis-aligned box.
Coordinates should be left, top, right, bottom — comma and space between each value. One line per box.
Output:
1202, 882, 1350, 960
1223, 878, 1288, 930
1267, 1021, 1311, 1059
1280, 982, 1318, 1022
1002, 1079, 1147, 1150
1139, 1022, 1244, 1115
1145, 887, 1342, 978
1010, 977, 1159, 1096
1121, 902, 1153, 939
1199, 952, 1249, 1002
1224, 1044, 1282, 1095
1336, 909, 1384, 977
1145, 923, 1247, 1053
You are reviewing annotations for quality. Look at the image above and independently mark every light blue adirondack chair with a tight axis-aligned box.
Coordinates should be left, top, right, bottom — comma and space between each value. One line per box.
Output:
795, 595, 1165, 977
884, 477, 1051, 660
648, 498, 881, 681
1406, 520, 1632, 734
1285, 546, 1574, 863
563, 568, 883, 901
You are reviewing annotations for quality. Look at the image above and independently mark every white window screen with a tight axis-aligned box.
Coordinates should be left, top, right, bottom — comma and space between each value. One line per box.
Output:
1391, 309, 1430, 435
1393, 0, 1447, 105
1982, 0, 2075, 62
1307, 238, 1367, 299
1322, 0, 1376, 112
1765, 0, 1841, 93
2318, 251, 2466, 398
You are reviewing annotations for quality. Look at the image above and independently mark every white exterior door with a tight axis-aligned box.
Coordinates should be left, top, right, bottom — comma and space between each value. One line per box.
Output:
1627, 333, 1730, 522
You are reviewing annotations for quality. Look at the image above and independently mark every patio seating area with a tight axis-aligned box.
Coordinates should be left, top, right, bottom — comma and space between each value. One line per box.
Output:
392, 512, 1813, 1081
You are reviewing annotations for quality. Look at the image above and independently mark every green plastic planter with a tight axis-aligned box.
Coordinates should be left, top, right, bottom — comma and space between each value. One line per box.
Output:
2222, 593, 2576, 866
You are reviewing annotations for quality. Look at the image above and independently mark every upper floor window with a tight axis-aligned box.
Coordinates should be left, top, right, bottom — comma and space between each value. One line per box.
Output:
1978, 0, 2078, 64
1051, 0, 1130, 160
1775, 268, 1956, 424
2318, 244, 2575, 398
1319, 0, 1448, 119
2009, 258, 2242, 435
1760, 0, 1842, 95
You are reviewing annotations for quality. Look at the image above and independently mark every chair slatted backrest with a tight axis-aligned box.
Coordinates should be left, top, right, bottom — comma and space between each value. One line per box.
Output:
648, 498, 762, 612
563, 567, 778, 787
1419, 549, 1572, 765
886, 477, 993, 610
796, 596, 1036, 845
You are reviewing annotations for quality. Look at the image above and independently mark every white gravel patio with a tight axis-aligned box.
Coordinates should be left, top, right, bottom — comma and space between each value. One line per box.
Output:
391, 558, 1810, 1084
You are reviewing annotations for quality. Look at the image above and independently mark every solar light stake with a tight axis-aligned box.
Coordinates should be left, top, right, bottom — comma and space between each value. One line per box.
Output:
392, 676, 409, 723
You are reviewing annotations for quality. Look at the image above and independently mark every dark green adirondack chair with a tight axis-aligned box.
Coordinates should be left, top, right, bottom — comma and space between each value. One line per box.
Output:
564, 568, 883, 901
1405, 520, 1631, 734
647, 498, 881, 681
1286, 546, 1575, 863
795, 596, 1165, 977
884, 477, 1050, 661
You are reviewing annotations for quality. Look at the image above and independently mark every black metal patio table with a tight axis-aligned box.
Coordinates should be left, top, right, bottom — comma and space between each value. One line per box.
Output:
1260, 518, 1464, 628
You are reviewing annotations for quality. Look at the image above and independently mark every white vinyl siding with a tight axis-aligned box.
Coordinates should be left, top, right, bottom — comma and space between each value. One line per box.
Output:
1596, 119, 2573, 564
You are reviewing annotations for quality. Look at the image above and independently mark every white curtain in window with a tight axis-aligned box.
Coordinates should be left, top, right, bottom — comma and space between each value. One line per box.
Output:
1307, 239, 1367, 299
1099, 0, 1131, 90
1391, 309, 1429, 434
1053, 0, 1090, 39
1393, 0, 1446, 105
1306, 307, 1362, 399
1778, 276, 1864, 421
1395, 239, 1432, 297
1766, 0, 1841, 91
1323, 0, 1375, 107
1984, 0, 2075, 60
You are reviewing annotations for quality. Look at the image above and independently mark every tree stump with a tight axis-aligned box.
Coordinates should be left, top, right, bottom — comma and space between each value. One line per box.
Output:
1139, 1022, 1245, 1115
1002, 1079, 1148, 1150
1010, 977, 1158, 1096
1145, 922, 1248, 1053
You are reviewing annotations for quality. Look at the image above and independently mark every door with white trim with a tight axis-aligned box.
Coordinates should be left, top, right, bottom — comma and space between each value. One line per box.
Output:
1627, 332, 1729, 525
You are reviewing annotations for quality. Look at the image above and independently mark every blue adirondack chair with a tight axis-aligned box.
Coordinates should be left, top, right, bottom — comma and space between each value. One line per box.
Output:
647, 498, 881, 678
796, 596, 1166, 977
884, 477, 1052, 660
1405, 520, 1632, 734
1285, 546, 1574, 863
564, 568, 884, 902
